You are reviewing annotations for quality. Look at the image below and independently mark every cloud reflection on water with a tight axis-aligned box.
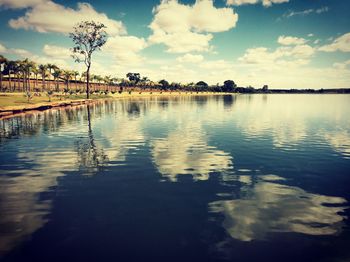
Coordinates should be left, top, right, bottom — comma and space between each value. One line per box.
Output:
209, 175, 347, 241
323, 130, 350, 159
152, 123, 233, 181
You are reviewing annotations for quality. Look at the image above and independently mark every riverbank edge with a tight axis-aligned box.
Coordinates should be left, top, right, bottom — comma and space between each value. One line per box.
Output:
0, 92, 232, 119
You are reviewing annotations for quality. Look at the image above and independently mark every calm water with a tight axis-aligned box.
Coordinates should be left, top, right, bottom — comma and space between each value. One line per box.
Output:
0, 94, 349, 262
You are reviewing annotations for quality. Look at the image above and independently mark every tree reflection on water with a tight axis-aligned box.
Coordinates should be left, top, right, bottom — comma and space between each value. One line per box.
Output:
76, 106, 108, 173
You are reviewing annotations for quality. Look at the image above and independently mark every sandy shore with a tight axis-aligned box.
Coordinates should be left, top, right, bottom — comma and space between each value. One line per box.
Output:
0, 91, 231, 119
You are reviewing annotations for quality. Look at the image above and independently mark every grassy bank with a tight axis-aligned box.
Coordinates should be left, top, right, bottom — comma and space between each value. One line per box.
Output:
0, 92, 110, 107
0, 91, 230, 118
0, 91, 230, 107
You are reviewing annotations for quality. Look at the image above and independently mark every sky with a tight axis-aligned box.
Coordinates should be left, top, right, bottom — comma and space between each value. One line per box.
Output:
0, 0, 349, 89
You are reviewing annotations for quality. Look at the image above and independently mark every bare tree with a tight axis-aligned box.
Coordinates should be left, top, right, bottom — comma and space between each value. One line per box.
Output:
70, 21, 107, 99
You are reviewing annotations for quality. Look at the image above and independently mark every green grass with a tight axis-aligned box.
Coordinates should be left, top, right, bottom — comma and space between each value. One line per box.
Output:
0, 93, 111, 107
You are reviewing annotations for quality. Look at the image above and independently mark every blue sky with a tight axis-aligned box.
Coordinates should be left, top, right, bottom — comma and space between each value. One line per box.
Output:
0, 0, 349, 88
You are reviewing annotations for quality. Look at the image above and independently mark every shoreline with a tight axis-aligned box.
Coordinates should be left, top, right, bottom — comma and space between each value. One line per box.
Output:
0, 92, 231, 120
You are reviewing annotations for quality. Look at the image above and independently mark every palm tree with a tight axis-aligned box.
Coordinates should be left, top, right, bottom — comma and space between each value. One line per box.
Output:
47, 63, 58, 89
93, 75, 103, 91
38, 64, 48, 91
80, 71, 86, 92
17, 60, 26, 92
20, 59, 35, 91
52, 68, 62, 92
0, 55, 7, 91
111, 77, 120, 92
72, 71, 79, 91
62, 70, 73, 91
104, 75, 111, 92
32, 66, 39, 91
5, 60, 17, 91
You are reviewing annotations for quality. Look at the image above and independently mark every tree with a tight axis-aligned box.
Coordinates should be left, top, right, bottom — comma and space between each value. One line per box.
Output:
126, 73, 141, 85
14, 61, 22, 91
18, 59, 35, 92
62, 70, 73, 91
38, 64, 48, 91
94, 75, 103, 91
223, 80, 237, 92
104, 75, 111, 92
4, 60, 17, 91
72, 71, 80, 91
52, 68, 62, 92
196, 81, 208, 92
32, 66, 39, 91
70, 21, 108, 99
0, 55, 7, 91
47, 64, 58, 89
262, 85, 268, 92
24, 59, 36, 91
159, 79, 169, 91
140, 76, 149, 89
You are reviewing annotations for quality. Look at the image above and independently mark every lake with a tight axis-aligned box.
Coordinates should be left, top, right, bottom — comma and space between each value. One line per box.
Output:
0, 94, 349, 262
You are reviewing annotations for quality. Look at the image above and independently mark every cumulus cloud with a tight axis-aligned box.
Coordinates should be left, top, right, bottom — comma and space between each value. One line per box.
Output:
149, 0, 238, 53
176, 53, 204, 63
278, 35, 307, 46
43, 44, 70, 59
239, 43, 315, 66
227, 0, 289, 7
9, 1, 126, 36
103, 35, 147, 64
149, 30, 213, 53
319, 32, 350, 52
0, 43, 33, 58
0, 0, 46, 9
0, 43, 70, 68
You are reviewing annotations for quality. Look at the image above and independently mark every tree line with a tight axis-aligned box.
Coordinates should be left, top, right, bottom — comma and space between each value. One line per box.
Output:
0, 21, 270, 98
1, 54, 263, 94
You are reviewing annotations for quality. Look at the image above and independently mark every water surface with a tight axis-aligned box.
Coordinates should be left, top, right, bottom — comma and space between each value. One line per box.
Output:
0, 94, 349, 262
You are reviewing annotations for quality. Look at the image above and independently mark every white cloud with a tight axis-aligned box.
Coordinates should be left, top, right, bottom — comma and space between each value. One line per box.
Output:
199, 59, 233, 70
9, 1, 126, 36
149, 0, 238, 53
43, 44, 70, 59
149, 30, 213, 53
288, 44, 315, 58
227, 0, 289, 7
103, 35, 147, 64
0, 0, 46, 9
316, 6, 329, 14
0, 43, 7, 53
239, 44, 315, 65
278, 35, 307, 46
282, 6, 329, 19
176, 53, 204, 63
0, 43, 70, 68
10, 48, 33, 57
333, 60, 350, 70
0, 43, 33, 58
319, 32, 350, 52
